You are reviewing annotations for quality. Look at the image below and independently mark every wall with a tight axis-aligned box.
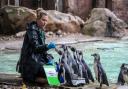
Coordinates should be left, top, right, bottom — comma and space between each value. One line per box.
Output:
113, 0, 128, 23
66, 0, 93, 20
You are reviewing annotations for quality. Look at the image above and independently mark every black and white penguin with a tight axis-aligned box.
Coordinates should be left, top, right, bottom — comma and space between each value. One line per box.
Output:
56, 45, 73, 85
69, 46, 82, 77
79, 51, 94, 83
61, 45, 74, 73
91, 53, 109, 88
117, 63, 128, 85
75, 50, 83, 78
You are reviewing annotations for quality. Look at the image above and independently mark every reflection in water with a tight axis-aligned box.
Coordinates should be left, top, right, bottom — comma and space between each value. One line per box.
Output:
0, 41, 128, 83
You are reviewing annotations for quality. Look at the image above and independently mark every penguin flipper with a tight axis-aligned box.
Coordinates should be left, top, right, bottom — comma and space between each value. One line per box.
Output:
100, 69, 109, 86
87, 67, 94, 82
117, 71, 125, 85
97, 64, 109, 86
97, 64, 102, 83
81, 59, 95, 82
83, 71, 90, 84
102, 73, 109, 86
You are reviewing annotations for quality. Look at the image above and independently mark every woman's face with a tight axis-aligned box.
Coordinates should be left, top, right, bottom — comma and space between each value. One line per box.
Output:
37, 15, 48, 29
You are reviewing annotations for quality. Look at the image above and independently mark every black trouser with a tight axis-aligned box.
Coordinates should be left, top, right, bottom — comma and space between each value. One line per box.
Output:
36, 64, 46, 78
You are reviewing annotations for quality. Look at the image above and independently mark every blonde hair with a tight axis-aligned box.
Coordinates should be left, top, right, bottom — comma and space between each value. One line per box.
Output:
36, 9, 48, 20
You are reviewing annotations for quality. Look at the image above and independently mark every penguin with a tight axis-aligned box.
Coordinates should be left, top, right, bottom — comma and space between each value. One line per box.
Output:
55, 47, 73, 85
91, 53, 109, 88
69, 46, 90, 81
76, 50, 89, 84
117, 63, 128, 85
68, 46, 82, 77
55, 61, 65, 83
76, 50, 83, 78
61, 45, 79, 79
61, 45, 73, 72
79, 51, 94, 83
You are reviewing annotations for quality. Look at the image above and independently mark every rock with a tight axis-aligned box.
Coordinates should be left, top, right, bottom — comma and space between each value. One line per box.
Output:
0, 5, 36, 35
63, 32, 67, 36
82, 8, 128, 38
36, 87, 41, 89
2, 85, 8, 89
121, 36, 128, 40
45, 31, 54, 37
15, 31, 26, 38
39, 9, 85, 33
56, 30, 62, 37
0, 47, 5, 51
1, 37, 9, 41
117, 85, 128, 89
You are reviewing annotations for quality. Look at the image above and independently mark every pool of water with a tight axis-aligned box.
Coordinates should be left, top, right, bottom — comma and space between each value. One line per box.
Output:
0, 40, 128, 83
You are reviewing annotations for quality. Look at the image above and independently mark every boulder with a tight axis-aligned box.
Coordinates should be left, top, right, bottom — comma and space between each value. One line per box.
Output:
34, 8, 85, 33
0, 5, 36, 35
82, 8, 128, 38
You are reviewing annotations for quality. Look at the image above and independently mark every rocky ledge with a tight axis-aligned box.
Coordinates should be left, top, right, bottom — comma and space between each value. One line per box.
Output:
0, 73, 128, 89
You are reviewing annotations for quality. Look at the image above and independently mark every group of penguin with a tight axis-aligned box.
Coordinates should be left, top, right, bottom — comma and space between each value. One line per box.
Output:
54, 44, 128, 88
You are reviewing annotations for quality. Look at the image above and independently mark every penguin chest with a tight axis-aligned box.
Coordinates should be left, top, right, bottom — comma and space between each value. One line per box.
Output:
94, 62, 98, 80
123, 74, 128, 84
